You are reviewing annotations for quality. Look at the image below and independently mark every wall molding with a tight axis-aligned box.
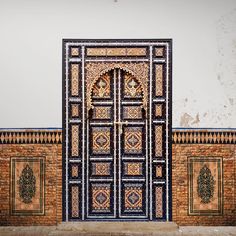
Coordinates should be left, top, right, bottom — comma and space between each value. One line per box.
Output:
0, 129, 62, 144
0, 128, 235, 144
172, 129, 236, 144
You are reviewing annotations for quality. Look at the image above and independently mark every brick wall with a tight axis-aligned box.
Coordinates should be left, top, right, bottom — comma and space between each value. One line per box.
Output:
0, 129, 235, 226
172, 130, 236, 226
0, 130, 62, 226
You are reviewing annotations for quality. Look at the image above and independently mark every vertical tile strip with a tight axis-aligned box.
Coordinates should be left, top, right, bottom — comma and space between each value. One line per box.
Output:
155, 104, 162, 117
72, 165, 79, 178
71, 125, 79, 156
155, 64, 163, 97
71, 104, 79, 117
155, 126, 162, 157
71, 186, 79, 217
71, 64, 79, 96
155, 186, 163, 218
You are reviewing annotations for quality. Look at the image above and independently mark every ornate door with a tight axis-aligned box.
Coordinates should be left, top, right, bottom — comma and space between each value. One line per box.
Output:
63, 39, 172, 221
88, 69, 147, 219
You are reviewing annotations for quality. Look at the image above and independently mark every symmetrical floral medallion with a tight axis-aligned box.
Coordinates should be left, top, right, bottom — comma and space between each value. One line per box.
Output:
188, 157, 223, 215
10, 157, 45, 215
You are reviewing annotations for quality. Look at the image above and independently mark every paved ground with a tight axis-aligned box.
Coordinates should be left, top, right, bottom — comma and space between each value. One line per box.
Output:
0, 223, 235, 236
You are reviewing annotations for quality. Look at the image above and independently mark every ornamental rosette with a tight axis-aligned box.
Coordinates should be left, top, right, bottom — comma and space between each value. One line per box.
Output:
197, 164, 215, 204
18, 164, 36, 204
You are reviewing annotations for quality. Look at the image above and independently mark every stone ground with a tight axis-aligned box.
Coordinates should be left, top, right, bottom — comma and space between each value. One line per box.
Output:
0, 223, 235, 236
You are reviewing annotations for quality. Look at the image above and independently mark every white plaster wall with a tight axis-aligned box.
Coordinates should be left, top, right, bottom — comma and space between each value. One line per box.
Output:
0, 0, 235, 128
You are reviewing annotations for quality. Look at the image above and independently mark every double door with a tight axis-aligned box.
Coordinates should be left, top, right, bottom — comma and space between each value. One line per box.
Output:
63, 39, 172, 222
87, 68, 148, 219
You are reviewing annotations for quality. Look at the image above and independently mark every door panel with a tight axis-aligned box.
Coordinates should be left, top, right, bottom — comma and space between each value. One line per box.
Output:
87, 71, 116, 218
123, 126, 144, 155
87, 69, 148, 219
118, 69, 148, 218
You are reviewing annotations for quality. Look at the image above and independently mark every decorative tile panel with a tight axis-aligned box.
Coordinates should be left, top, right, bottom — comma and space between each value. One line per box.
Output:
124, 162, 143, 176
92, 162, 111, 176
154, 47, 165, 57
70, 47, 80, 57
0, 130, 62, 144
92, 73, 111, 99
156, 165, 163, 178
155, 125, 162, 157
71, 104, 79, 118
87, 47, 147, 57
172, 129, 236, 144
123, 106, 142, 120
10, 157, 45, 215
71, 186, 79, 218
92, 127, 111, 155
155, 64, 163, 97
124, 74, 142, 98
71, 165, 79, 178
124, 184, 143, 212
155, 104, 163, 117
155, 186, 163, 218
91, 184, 111, 212
71, 125, 79, 157
188, 157, 223, 215
92, 106, 111, 120
71, 64, 79, 96
124, 127, 143, 154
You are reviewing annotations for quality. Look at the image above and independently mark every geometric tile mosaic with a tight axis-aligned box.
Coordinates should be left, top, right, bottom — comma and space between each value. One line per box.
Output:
92, 162, 111, 176
124, 184, 143, 212
91, 184, 111, 213
124, 127, 143, 154
92, 127, 111, 155
124, 162, 143, 176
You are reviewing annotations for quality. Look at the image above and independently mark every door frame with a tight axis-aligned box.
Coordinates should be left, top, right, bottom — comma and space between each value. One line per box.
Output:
62, 39, 172, 222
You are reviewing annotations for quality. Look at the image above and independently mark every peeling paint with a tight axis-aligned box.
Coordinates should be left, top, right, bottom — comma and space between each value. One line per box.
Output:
191, 113, 200, 126
180, 113, 193, 127
180, 113, 200, 127
229, 98, 234, 105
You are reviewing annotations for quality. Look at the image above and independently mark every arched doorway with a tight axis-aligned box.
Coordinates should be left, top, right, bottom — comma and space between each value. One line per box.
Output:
87, 69, 148, 219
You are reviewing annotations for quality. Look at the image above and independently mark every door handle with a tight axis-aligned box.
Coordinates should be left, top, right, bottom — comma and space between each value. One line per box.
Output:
114, 121, 128, 135
114, 121, 129, 125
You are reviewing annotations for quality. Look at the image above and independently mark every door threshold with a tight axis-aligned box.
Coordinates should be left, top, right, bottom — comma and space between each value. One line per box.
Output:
57, 222, 178, 234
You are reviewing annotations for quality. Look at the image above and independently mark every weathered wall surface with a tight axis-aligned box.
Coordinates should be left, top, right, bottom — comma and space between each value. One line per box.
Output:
0, 0, 236, 128
0, 129, 235, 226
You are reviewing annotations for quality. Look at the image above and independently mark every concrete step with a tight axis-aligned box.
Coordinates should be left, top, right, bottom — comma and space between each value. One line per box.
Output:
56, 222, 179, 235
0, 225, 236, 236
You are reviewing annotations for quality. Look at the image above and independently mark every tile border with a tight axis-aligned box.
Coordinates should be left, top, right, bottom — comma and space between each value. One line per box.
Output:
0, 129, 235, 144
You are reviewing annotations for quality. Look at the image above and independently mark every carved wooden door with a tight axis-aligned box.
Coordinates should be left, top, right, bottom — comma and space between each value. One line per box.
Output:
63, 39, 172, 221
88, 69, 147, 219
